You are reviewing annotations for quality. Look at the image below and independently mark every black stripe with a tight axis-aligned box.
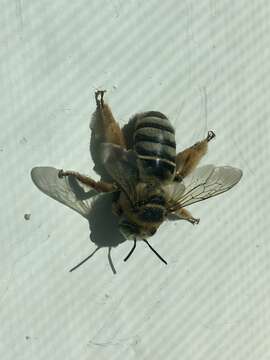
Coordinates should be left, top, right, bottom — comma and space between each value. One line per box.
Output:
136, 122, 175, 134
140, 158, 175, 179
134, 133, 176, 148
143, 111, 167, 119
136, 145, 176, 163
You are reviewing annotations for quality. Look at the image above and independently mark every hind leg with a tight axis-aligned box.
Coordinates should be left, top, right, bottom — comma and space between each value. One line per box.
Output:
94, 90, 126, 148
58, 169, 117, 192
175, 131, 215, 180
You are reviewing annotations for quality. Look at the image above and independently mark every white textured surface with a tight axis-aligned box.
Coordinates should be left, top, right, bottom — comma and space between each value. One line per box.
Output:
0, 1, 269, 359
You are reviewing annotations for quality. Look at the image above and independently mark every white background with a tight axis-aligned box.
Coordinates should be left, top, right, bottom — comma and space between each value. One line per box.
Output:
0, 1, 270, 359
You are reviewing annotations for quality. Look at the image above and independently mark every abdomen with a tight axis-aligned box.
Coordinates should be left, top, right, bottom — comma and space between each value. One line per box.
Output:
133, 111, 176, 182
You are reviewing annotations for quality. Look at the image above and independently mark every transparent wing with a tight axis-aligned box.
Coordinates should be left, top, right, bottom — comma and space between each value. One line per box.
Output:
31, 167, 100, 218
169, 165, 243, 211
162, 182, 186, 209
100, 143, 139, 203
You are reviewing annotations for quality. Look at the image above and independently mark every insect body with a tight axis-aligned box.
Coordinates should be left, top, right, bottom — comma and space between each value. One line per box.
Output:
132, 111, 177, 182
108, 112, 176, 241
31, 90, 242, 268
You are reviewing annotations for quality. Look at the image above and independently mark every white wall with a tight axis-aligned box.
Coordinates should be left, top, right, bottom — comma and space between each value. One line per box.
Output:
0, 1, 269, 359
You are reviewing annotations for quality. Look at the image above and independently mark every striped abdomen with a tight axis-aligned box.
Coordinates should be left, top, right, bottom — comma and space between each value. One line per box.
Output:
133, 111, 176, 181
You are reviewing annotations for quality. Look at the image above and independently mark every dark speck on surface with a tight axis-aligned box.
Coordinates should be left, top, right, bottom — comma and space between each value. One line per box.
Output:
24, 213, 31, 220
20, 137, 28, 145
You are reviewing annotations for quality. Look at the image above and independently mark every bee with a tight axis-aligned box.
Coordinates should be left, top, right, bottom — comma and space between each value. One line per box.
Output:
31, 90, 242, 269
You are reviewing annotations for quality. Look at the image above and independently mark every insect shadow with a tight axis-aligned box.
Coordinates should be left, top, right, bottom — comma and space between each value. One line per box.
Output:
73, 108, 144, 273
65, 109, 132, 274
66, 173, 126, 275
32, 109, 132, 274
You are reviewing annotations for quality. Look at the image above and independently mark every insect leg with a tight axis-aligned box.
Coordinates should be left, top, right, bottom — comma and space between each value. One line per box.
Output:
112, 201, 123, 216
143, 240, 167, 265
175, 130, 215, 180
124, 240, 137, 262
94, 90, 126, 147
172, 208, 200, 225
58, 169, 117, 192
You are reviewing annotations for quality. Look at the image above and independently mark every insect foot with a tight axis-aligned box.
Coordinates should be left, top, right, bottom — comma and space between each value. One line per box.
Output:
190, 218, 200, 225
174, 173, 183, 182
58, 169, 66, 178
95, 90, 106, 107
58, 170, 74, 178
207, 130, 216, 142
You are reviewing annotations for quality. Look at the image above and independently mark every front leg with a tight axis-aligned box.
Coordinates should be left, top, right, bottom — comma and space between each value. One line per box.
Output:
175, 130, 215, 180
58, 170, 117, 193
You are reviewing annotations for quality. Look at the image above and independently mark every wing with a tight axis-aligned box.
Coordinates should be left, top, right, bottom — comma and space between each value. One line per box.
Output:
168, 165, 242, 211
100, 143, 139, 203
162, 182, 186, 209
31, 167, 100, 218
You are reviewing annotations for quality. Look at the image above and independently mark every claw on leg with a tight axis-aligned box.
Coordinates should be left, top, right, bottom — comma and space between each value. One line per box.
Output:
58, 169, 73, 178
58, 169, 64, 178
188, 217, 200, 225
95, 90, 106, 107
174, 173, 183, 182
207, 130, 215, 142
